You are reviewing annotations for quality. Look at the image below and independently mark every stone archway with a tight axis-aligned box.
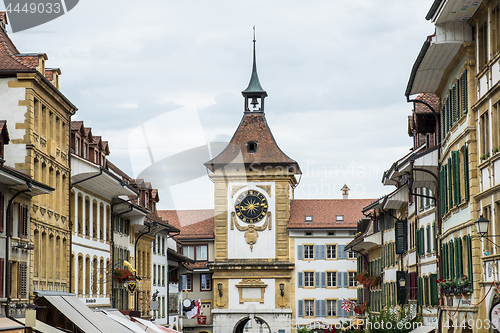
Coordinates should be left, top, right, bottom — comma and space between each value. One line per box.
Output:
233, 316, 271, 333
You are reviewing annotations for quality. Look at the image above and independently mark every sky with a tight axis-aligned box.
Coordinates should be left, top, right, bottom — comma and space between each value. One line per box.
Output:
4, 0, 436, 210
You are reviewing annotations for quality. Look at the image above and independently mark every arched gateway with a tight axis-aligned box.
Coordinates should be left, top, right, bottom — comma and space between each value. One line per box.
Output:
233, 316, 271, 333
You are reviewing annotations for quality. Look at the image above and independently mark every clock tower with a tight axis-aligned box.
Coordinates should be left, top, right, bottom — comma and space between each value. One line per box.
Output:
205, 36, 300, 333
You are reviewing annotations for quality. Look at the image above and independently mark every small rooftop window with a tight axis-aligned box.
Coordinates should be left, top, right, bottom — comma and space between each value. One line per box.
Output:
247, 141, 258, 153
305, 216, 313, 223
305, 232, 312, 236
328, 232, 335, 236
336, 215, 344, 222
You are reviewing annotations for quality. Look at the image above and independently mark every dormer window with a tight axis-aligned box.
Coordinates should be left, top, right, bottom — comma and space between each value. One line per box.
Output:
305, 216, 313, 223
247, 141, 258, 153
336, 215, 344, 222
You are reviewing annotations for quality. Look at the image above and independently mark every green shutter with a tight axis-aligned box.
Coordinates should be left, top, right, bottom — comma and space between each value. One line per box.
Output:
417, 276, 423, 306
442, 243, 449, 279
452, 150, 461, 205
444, 165, 449, 212
430, 273, 438, 306
424, 276, 429, 306
449, 240, 455, 279
466, 235, 473, 286
464, 145, 469, 201
420, 228, 425, 256
381, 244, 385, 268
448, 159, 453, 207
442, 105, 447, 140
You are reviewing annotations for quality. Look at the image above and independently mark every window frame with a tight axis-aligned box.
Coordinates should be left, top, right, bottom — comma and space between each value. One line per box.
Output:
200, 273, 212, 291
303, 271, 315, 288
326, 244, 337, 259
303, 244, 314, 260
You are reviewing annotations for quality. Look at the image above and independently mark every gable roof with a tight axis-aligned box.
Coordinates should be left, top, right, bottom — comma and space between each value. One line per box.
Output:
157, 209, 214, 240
288, 199, 375, 229
205, 113, 300, 173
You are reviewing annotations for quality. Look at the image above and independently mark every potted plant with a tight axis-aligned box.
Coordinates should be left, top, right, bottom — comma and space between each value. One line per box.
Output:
456, 275, 471, 294
114, 268, 136, 283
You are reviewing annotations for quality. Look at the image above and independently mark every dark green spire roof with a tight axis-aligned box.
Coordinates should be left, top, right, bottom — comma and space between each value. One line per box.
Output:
242, 34, 267, 96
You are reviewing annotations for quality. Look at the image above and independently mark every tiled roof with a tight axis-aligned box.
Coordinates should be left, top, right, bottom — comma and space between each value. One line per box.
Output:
92, 135, 101, 145
157, 209, 214, 240
0, 15, 35, 71
184, 261, 208, 270
71, 121, 83, 131
288, 199, 375, 229
205, 113, 300, 172
415, 93, 439, 114
106, 159, 132, 181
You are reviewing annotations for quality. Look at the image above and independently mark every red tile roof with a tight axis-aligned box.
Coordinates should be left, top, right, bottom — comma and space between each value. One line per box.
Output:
414, 93, 439, 114
288, 199, 375, 229
157, 209, 214, 240
205, 113, 300, 172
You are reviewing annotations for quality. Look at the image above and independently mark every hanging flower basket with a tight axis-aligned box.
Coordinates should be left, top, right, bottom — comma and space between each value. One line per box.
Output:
355, 272, 381, 288
114, 269, 136, 283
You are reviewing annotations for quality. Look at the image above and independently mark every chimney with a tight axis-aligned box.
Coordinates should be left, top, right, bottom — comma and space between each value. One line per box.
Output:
341, 184, 350, 199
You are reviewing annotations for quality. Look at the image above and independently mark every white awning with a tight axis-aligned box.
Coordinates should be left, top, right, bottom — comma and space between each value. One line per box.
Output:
384, 184, 408, 210
0, 316, 24, 332
42, 295, 137, 333
16, 317, 65, 333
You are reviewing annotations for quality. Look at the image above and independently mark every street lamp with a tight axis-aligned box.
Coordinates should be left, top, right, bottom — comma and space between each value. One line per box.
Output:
279, 283, 285, 297
475, 215, 489, 237
399, 276, 406, 288
218, 283, 223, 297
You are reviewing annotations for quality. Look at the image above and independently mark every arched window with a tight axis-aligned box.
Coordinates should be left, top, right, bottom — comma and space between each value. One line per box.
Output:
99, 203, 104, 241
77, 255, 83, 295
92, 257, 98, 296
92, 200, 98, 240
85, 197, 90, 237
33, 230, 40, 277
85, 256, 90, 296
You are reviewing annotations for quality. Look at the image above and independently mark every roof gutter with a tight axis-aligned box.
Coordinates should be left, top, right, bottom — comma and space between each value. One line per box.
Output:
405, 39, 431, 98
426, 0, 444, 21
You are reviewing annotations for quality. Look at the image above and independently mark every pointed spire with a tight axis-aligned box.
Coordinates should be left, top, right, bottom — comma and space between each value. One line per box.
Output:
242, 27, 267, 112
243, 27, 266, 94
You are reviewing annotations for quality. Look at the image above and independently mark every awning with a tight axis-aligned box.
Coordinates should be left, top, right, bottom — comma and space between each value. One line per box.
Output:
16, 317, 65, 333
384, 184, 408, 210
41, 294, 137, 333
132, 317, 181, 333
409, 325, 436, 333
0, 316, 24, 333
99, 313, 144, 333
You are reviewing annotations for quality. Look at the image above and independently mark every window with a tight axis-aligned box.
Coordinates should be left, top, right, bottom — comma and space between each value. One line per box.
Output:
196, 245, 208, 260
183, 244, 207, 261
426, 225, 431, 253
327, 300, 336, 316
247, 141, 258, 153
327, 272, 337, 287
304, 300, 314, 317
304, 245, 314, 259
479, 21, 488, 69
153, 265, 156, 285
305, 232, 312, 236
200, 274, 211, 291
480, 111, 490, 159
348, 272, 356, 287
336, 215, 344, 222
326, 245, 336, 259
348, 251, 356, 259
304, 272, 314, 287
182, 274, 192, 291
493, 5, 500, 56
305, 216, 313, 222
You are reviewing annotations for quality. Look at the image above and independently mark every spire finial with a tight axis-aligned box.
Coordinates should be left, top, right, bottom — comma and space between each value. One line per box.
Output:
242, 26, 267, 112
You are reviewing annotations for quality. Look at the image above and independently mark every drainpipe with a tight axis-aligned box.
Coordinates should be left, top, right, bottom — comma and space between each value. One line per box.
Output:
5, 182, 32, 317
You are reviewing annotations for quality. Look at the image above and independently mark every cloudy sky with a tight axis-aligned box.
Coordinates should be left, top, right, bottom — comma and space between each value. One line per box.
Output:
5, 0, 435, 210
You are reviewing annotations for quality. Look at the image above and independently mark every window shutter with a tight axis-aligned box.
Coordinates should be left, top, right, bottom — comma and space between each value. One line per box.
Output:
0, 258, 3, 298
466, 235, 473, 286
430, 273, 438, 306
343, 272, 348, 288
298, 272, 303, 288
315, 271, 321, 288
338, 245, 346, 259
452, 150, 461, 205
391, 243, 395, 266
456, 238, 463, 277
396, 271, 407, 304
381, 244, 385, 267
297, 245, 303, 260
442, 243, 449, 279
321, 272, 326, 288
448, 159, 453, 207
417, 276, 423, 306
433, 223, 437, 252
337, 271, 343, 288
320, 299, 326, 317
19, 262, 27, 299
463, 145, 469, 201
442, 105, 447, 140
395, 219, 407, 254
298, 300, 303, 317
449, 240, 455, 279
315, 300, 321, 317
337, 299, 342, 317
427, 225, 431, 253
416, 229, 420, 255
182, 275, 187, 291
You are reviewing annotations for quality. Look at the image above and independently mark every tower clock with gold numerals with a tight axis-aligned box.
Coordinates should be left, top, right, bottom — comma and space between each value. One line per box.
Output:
234, 189, 268, 223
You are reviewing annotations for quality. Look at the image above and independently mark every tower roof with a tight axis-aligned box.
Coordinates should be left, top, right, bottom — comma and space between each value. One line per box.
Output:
241, 30, 267, 97
204, 112, 300, 173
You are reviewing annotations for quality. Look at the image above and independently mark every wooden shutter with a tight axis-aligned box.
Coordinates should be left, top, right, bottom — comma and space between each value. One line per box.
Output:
430, 273, 438, 306
456, 238, 463, 277
343, 272, 348, 288
315, 272, 321, 288
449, 240, 455, 279
0, 258, 4, 297
338, 245, 346, 259
396, 271, 406, 304
19, 262, 27, 299
448, 159, 453, 207
297, 272, 303, 288
337, 271, 343, 288
321, 272, 326, 288
466, 235, 473, 286
18, 204, 28, 239
297, 245, 303, 260
417, 276, 423, 306
298, 300, 303, 317
395, 219, 407, 254
442, 243, 449, 279
452, 151, 461, 205
463, 145, 469, 201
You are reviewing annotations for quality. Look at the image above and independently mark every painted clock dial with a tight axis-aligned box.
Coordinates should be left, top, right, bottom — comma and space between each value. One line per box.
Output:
234, 189, 268, 223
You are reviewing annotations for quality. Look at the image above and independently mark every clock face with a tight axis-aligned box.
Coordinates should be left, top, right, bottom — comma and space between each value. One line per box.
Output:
234, 190, 268, 223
